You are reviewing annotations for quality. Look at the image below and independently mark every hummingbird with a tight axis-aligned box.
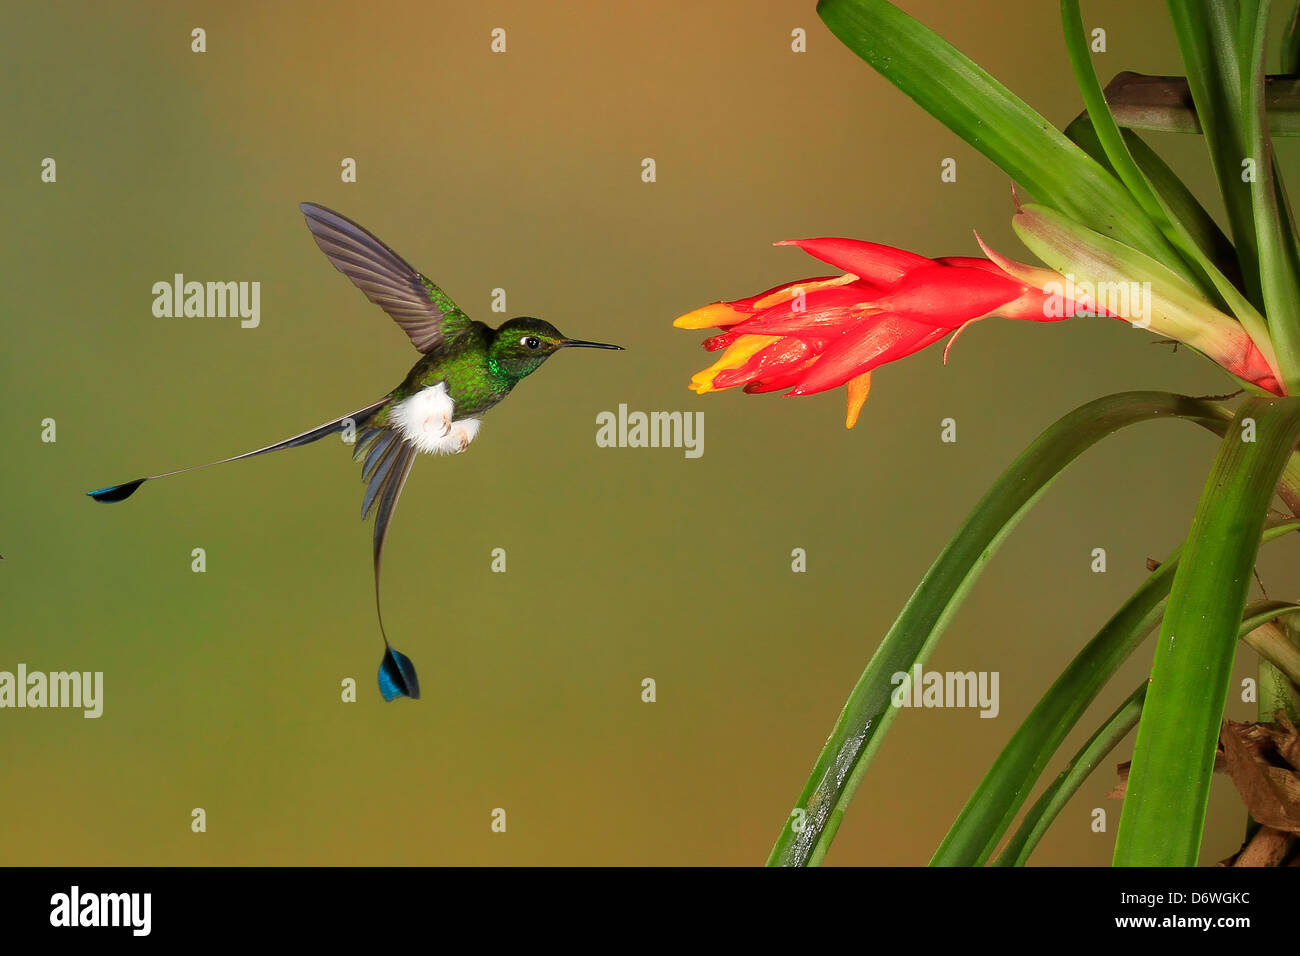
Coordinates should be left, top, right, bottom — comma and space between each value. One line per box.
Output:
89, 202, 622, 701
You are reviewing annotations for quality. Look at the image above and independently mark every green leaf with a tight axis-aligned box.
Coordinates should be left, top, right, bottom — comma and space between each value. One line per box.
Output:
1065, 115, 1242, 289
932, 517, 1300, 866
1243, 1, 1300, 393
1166, 2, 1265, 311
994, 682, 1147, 867
934, 557, 1170, 867
1284, 4, 1300, 73
1241, 603, 1300, 688
994, 603, 1300, 867
815, 0, 1179, 268
767, 392, 1237, 866
1258, 615, 1300, 722
1060, 2, 1174, 246
997, 603, 1300, 868
1114, 396, 1300, 866
1060, 1, 1272, 335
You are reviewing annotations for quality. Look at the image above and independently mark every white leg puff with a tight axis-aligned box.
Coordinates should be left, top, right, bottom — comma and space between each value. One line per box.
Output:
390, 384, 482, 455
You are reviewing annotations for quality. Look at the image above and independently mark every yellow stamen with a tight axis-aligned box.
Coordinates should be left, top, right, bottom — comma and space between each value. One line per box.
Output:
673, 302, 747, 330
689, 335, 779, 393
750, 273, 859, 310
845, 372, 872, 429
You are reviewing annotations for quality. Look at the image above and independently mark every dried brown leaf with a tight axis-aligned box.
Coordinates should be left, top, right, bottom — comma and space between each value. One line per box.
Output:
1232, 826, 1295, 867
1220, 719, 1300, 835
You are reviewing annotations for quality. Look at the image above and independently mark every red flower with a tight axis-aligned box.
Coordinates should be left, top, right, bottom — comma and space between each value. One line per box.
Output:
674, 238, 1097, 427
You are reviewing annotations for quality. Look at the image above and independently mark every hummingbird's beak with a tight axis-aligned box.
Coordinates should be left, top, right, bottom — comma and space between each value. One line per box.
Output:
561, 339, 624, 350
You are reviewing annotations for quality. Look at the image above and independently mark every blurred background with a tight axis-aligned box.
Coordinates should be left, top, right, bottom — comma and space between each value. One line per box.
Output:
2, 0, 1297, 865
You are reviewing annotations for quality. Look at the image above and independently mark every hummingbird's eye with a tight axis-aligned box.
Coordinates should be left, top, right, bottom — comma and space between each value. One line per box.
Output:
521, 335, 542, 350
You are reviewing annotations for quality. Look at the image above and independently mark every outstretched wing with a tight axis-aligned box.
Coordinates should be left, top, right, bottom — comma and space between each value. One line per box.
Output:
300, 202, 472, 353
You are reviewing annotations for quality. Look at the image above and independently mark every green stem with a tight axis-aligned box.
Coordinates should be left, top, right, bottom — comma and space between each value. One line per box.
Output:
1061, 2, 1174, 245
997, 602, 1300, 866
767, 392, 1232, 866
994, 682, 1146, 867
1097, 72, 1300, 135
1166, 2, 1265, 311
1253, 618, 1300, 721
933, 518, 1300, 865
1060, 5, 1277, 365
816, 0, 1177, 267
1114, 397, 1300, 865
1065, 115, 1242, 293
1244, 0, 1300, 393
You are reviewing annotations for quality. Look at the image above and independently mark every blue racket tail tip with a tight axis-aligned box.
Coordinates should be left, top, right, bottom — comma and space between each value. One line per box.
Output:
378, 645, 420, 701
87, 478, 146, 503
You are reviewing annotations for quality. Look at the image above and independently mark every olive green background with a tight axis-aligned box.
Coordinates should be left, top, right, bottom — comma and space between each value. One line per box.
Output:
3, 0, 1296, 866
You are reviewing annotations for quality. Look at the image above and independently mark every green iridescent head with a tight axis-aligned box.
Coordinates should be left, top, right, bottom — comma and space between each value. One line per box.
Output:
489, 317, 622, 382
